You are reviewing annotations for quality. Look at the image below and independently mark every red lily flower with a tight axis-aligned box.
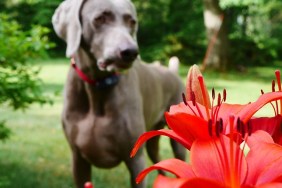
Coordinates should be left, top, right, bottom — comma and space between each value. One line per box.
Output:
131, 67, 282, 187
130, 67, 282, 153
133, 123, 282, 188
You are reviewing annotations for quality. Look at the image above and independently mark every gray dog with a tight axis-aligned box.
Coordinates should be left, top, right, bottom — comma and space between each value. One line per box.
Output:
52, 0, 185, 187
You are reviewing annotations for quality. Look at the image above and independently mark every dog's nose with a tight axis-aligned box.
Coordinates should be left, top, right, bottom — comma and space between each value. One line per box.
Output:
120, 48, 139, 62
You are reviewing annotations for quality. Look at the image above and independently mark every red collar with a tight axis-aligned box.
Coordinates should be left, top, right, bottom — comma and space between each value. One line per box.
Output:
71, 57, 119, 88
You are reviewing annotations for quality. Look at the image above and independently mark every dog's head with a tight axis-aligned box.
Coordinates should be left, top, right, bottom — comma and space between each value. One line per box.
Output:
52, 0, 139, 71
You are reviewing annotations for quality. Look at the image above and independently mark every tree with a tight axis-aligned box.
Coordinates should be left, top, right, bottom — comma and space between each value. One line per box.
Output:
202, 0, 230, 71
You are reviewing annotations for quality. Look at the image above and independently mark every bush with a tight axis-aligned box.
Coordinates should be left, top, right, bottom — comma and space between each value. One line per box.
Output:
0, 14, 53, 140
0, 121, 11, 141
229, 37, 276, 67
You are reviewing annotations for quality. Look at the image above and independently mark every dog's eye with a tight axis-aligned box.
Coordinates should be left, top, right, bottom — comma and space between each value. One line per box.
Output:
123, 14, 136, 28
129, 19, 136, 27
94, 15, 106, 26
94, 11, 114, 27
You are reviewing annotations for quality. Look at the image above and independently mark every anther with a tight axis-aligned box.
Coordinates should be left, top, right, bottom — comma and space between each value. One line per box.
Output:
236, 118, 245, 137
219, 118, 223, 133
208, 119, 213, 137
216, 121, 221, 137
182, 93, 188, 106
237, 118, 245, 138
247, 121, 252, 136
217, 93, 221, 106
260, 89, 264, 95
241, 122, 246, 138
212, 88, 215, 100
236, 118, 241, 133
223, 89, 227, 102
272, 80, 276, 92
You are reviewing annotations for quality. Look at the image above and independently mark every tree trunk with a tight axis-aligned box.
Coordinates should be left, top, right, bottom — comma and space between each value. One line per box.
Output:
202, 0, 230, 71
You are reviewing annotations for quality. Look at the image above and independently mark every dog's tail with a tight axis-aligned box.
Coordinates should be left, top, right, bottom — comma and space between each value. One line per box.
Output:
168, 56, 180, 74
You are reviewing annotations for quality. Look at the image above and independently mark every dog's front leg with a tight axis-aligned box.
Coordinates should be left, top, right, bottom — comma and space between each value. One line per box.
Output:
72, 149, 91, 188
125, 151, 147, 188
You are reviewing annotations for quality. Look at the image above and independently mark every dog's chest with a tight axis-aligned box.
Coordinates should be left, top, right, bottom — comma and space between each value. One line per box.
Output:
72, 110, 142, 167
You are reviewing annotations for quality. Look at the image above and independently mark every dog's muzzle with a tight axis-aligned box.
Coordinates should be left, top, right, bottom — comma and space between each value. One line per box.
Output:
120, 47, 139, 63
97, 46, 139, 71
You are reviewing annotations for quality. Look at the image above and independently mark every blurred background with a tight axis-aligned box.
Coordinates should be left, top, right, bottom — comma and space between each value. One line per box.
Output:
0, 0, 281, 187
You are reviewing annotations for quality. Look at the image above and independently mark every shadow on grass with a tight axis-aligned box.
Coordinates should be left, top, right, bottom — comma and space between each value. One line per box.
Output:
0, 161, 72, 188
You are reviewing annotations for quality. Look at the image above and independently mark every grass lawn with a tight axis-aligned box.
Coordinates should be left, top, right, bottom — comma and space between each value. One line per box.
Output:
0, 58, 281, 188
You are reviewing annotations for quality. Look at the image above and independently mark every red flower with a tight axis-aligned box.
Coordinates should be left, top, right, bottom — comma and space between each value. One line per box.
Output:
134, 128, 282, 188
130, 66, 282, 187
131, 67, 282, 154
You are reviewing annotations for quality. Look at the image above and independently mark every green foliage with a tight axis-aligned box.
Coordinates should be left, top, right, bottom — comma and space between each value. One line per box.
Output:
0, 14, 53, 109
132, 0, 205, 64
220, 0, 264, 8
229, 37, 275, 67
0, 121, 11, 141
0, 0, 64, 56
2, 0, 282, 66
163, 1, 205, 64
225, 0, 282, 66
0, 14, 53, 140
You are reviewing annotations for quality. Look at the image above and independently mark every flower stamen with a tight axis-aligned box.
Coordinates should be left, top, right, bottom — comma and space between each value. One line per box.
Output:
212, 88, 216, 100
182, 93, 188, 106
223, 89, 227, 102
247, 121, 252, 136
215, 119, 224, 137
275, 70, 282, 114
272, 80, 276, 92
209, 115, 245, 188
182, 92, 203, 118
208, 119, 213, 137
191, 91, 204, 118
229, 115, 240, 188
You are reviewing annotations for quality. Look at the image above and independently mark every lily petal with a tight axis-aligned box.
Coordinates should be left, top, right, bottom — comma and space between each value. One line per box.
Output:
154, 175, 227, 188
245, 131, 282, 185
247, 130, 274, 149
217, 103, 247, 128
130, 129, 191, 158
165, 112, 210, 143
237, 92, 282, 123
255, 183, 282, 188
249, 116, 282, 144
191, 135, 247, 185
153, 175, 190, 188
186, 64, 211, 108
256, 157, 282, 185
136, 159, 195, 184
180, 178, 228, 188
168, 102, 188, 114
168, 101, 208, 119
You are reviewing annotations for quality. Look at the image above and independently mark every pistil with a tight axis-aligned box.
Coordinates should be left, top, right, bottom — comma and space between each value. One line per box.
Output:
229, 115, 237, 188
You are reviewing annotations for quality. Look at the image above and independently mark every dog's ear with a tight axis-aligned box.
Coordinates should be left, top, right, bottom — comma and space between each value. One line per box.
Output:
52, 0, 84, 57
